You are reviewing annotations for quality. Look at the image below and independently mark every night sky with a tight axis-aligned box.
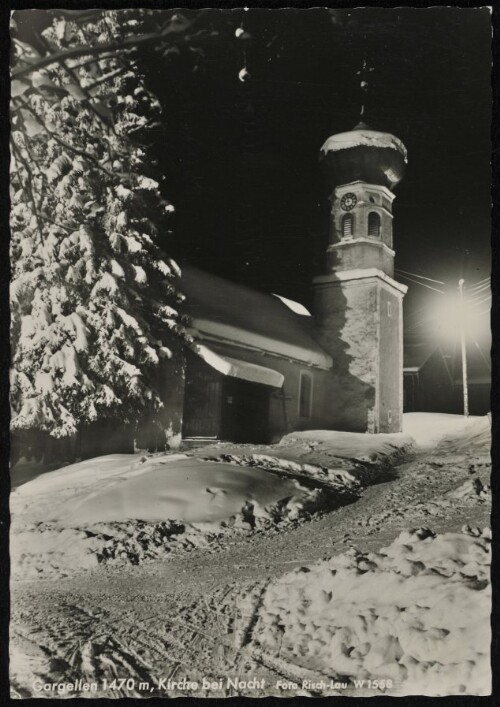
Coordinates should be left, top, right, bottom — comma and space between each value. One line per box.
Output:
142, 8, 491, 312
13, 7, 492, 349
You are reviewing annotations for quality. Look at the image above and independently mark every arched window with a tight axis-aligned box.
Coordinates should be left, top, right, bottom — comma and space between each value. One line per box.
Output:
368, 212, 381, 238
342, 213, 353, 239
298, 371, 313, 418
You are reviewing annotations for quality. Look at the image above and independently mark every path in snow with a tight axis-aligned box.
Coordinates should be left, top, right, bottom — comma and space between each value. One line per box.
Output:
10, 415, 491, 697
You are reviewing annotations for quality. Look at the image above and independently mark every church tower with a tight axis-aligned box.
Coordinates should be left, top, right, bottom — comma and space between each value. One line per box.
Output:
313, 121, 408, 433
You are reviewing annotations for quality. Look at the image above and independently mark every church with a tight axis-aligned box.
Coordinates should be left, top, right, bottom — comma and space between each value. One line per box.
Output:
138, 119, 409, 448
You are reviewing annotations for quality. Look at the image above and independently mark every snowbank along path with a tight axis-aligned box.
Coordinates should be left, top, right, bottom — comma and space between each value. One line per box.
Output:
9, 414, 491, 697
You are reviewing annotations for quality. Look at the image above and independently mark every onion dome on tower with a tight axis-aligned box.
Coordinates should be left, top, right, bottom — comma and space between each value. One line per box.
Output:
319, 120, 407, 192
317, 118, 407, 272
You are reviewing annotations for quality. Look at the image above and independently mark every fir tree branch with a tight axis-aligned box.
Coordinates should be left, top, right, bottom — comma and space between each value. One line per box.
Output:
11, 141, 47, 247
82, 66, 129, 94
12, 12, 209, 80
61, 59, 117, 135
66, 51, 132, 72
51, 134, 117, 181
15, 96, 119, 181
16, 132, 48, 205
37, 213, 76, 233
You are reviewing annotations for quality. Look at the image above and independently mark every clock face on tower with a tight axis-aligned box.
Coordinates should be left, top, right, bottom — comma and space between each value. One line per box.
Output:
340, 192, 357, 211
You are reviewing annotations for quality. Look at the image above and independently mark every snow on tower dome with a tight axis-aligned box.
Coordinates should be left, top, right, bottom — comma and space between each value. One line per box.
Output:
319, 121, 407, 191
320, 121, 407, 162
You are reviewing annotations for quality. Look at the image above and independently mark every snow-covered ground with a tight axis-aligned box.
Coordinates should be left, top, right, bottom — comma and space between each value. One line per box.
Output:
10, 414, 491, 581
10, 456, 68, 491
12, 454, 315, 525
253, 526, 491, 696
279, 427, 414, 463
402, 412, 488, 450
10, 453, 351, 579
9, 413, 491, 697
10, 424, 423, 580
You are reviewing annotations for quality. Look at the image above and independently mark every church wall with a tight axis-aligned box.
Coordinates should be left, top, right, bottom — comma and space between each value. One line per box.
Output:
269, 362, 335, 440
327, 242, 394, 276
314, 276, 379, 432
378, 286, 403, 432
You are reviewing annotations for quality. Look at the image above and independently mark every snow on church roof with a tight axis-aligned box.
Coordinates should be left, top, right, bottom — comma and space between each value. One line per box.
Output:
272, 293, 311, 316
320, 128, 408, 163
177, 265, 332, 369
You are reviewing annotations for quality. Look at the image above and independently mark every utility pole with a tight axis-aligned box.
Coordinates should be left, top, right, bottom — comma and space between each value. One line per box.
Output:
458, 278, 469, 417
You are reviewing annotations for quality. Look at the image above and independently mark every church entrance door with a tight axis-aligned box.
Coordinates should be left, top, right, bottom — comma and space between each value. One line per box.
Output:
220, 379, 271, 443
182, 355, 223, 439
182, 353, 271, 442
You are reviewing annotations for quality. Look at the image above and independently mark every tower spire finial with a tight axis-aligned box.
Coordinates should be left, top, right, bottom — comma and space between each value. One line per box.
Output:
356, 57, 374, 122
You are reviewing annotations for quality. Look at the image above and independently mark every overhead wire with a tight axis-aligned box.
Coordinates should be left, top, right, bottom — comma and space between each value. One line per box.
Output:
466, 287, 491, 300
466, 289, 491, 302
395, 268, 445, 285
397, 273, 445, 294
394, 266, 489, 295
467, 281, 490, 292
467, 278, 490, 292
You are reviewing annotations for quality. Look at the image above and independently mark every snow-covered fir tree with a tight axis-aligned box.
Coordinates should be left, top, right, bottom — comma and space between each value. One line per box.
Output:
10, 10, 192, 439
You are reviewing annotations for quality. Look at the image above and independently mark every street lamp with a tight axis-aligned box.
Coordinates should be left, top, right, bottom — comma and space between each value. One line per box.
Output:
458, 278, 469, 417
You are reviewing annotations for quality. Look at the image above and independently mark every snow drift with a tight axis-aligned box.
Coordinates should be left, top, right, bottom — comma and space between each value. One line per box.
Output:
10, 453, 343, 578
252, 526, 491, 696
13, 455, 313, 525
402, 413, 489, 451
282, 414, 490, 462
279, 428, 414, 465
198, 428, 416, 497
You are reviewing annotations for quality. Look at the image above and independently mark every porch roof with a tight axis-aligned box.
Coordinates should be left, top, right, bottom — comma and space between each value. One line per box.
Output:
194, 344, 284, 388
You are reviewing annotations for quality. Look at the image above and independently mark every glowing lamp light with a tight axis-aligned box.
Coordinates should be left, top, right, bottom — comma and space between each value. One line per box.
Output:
412, 277, 489, 419
433, 289, 490, 345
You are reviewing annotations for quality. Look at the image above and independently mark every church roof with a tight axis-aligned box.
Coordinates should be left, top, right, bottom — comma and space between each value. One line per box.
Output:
403, 342, 439, 371
177, 264, 332, 369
